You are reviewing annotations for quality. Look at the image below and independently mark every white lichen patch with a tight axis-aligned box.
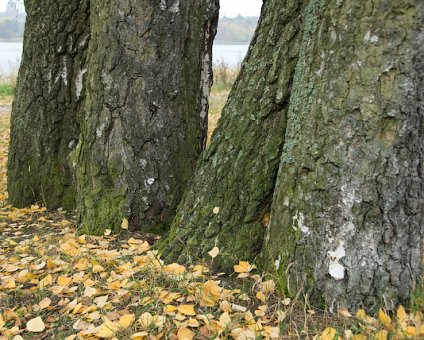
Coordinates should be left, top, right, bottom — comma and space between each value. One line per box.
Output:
75, 68, 87, 100
169, 0, 180, 13
199, 23, 212, 120
275, 255, 281, 271
292, 211, 311, 235
363, 31, 379, 44
328, 242, 346, 280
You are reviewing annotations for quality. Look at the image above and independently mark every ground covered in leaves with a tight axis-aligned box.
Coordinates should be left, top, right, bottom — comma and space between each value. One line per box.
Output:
1, 107, 424, 339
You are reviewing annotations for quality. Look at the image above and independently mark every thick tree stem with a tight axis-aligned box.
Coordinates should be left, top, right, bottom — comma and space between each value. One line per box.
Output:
7, 0, 90, 210
161, 0, 306, 270
76, 0, 219, 235
263, 0, 424, 311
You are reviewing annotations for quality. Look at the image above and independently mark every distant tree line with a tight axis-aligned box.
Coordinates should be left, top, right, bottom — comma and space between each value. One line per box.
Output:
0, 18, 24, 40
215, 15, 258, 44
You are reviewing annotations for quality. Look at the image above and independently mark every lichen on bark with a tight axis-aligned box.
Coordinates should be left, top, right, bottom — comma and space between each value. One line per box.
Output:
7, 0, 90, 210
76, 0, 219, 235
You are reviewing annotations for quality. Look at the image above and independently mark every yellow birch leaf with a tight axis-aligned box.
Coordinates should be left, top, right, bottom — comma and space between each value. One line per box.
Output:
163, 263, 186, 275
256, 291, 266, 303
373, 329, 388, 340
164, 305, 178, 314
39, 297, 52, 310
396, 305, 407, 321
119, 314, 135, 329
138, 312, 153, 330
234, 261, 255, 273
321, 327, 336, 340
39, 274, 53, 289
57, 276, 72, 286
84, 286, 97, 297
95, 321, 119, 338
356, 309, 367, 320
219, 312, 232, 328
121, 218, 129, 230
260, 280, 275, 294
2, 277, 16, 289
378, 309, 391, 327
177, 327, 195, 340
187, 318, 200, 328
178, 305, 196, 316
208, 247, 220, 258
131, 332, 148, 340
405, 326, 416, 337
92, 265, 105, 273
352, 335, 367, 340
26, 316, 45, 333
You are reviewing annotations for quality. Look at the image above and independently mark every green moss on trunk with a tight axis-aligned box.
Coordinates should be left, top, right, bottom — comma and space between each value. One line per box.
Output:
76, 0, 219, 235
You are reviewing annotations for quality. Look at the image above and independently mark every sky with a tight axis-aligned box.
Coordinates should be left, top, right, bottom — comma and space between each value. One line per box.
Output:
0, 0, 263, 18
220, 0, 262, 17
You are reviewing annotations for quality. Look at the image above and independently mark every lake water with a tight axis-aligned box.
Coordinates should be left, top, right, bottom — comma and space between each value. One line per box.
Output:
0, 42, 23, 76
0, 42, 249, 76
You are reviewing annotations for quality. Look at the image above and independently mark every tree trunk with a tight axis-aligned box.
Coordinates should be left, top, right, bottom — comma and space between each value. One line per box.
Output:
162, 0, 423, 310
75, 0, 219, 235
262, 0, 424, 311
7, 0, 90, 210
161, 0, 306, 269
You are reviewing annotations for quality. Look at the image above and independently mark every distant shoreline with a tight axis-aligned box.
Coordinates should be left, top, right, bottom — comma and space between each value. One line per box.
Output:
0, 39, 23, 43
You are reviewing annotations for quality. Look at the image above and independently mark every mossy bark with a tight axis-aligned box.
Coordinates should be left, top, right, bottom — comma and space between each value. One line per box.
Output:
76, 0, 219, 235
7, 0, 90, 210
160, 0, 306, 269
262, 0, 424, 311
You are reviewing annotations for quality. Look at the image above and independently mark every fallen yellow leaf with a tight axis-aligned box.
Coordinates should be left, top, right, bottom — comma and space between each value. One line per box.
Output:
378, 309, 391, 327
234, 261, 255, 274
57, 276, 72, 286
321, 327, 337, 340
178, 305, 196, 316
38, 297, 52, 310
95, 320, 119, 338
374, 329, 388, 340
208, 246, 220, 258
119, 314, 135, 329
26, 316, 45, 333
177, 327, 195, 340
138, 312, 153, 330
121, 218, 129, 230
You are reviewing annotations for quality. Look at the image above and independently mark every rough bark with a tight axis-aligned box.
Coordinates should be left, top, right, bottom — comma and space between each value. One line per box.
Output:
263, 0, 424, 311
161, 0, 306, 269
7, 0, 90, 210
75, 0, 219, 234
